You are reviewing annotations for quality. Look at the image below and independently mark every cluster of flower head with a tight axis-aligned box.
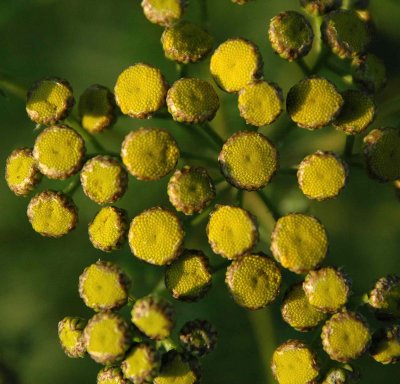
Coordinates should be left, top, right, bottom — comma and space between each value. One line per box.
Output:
4, 0, 400, 383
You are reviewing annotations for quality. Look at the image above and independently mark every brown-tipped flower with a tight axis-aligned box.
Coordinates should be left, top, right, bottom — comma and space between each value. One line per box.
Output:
179, 319, 217, 357
353, 54, 387, 93
58, 317, 86, 358
141, 0, 186, 27
97, 367, 129, 384
370, 325, 400, 364
368, 275, 400, 320
300, 0, 342, 16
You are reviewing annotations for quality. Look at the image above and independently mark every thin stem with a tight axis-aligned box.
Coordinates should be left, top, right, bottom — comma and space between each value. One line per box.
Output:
325, 60, 349, 77
237, 189, 244, 207
188, 204, 213, 226
152, 276, 167, 295
175, 63, 188, 79
0, 73, 26, 100
199, 123, 225, 149
257, 191, 280, 221
180, 150, 217, 168
344, 135, 355, 158
62, 176, 80, 196
296, 58, 312, 77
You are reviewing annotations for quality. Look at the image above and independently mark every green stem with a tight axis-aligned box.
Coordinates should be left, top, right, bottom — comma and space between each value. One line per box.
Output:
176, 63, 187, 79
257, 191, 280, 221
188, 204, 213, 226
237, 189, 244, 207
180, 150, 217, 168
62, 176, 80, 196
152, 276, 167, 295
344, 135, 355, 158
0, 73, 26, 100
296, 58, 312, 77
199, 122, 225, 149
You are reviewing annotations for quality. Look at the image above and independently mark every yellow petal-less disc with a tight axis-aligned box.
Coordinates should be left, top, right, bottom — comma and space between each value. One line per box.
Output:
114, 63, 168, 118
368, 275, 400, 320
370, 325, 400, 364
97, 367, 128, 384
141, 0, 185, 27
58, 317, 86, 358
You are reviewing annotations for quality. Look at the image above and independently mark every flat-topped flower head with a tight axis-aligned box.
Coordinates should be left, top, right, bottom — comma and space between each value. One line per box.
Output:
300, 0, 342, 16
79, 260, 130, 311
166, 78, 219, 123
58, 317, 86, 358
114, 63, 168, 118
161, 21, 213, 64
131, 295, 175, 340
363, 128, 400, 182
286, 77, 343, 130
141, 0, 185, 27
167, 166, 215, 215
321, 310, 371, 362
268, 11, 314, 61
370, 325, 400, 364
121, 128, 180, 181
154, 351, 200, 384
271, 340, 319, 384
6, 148, 41, 196
368, 275, 400, 320
83, 312, 131, 365
78, 84, 117, 133
297, 151, 348, 201
165, 249, 212, 301
26, 77, 74, 125
88, 206, 128, 252
97, 367, 129, 384
321, 368, 347, 384
129, 207, 184, 265
80, 156, 128, 205
333, 90, 375, 135
122, 343, 161, 383
271, 213, 328, 274
303, 267, 350, 313
33, 125, 85, 179
179, 319, 217, 357
353, 54, 387, 93
210, 38, 263, 93
27, 190, 78, 237
238, 80, 283, 127
207, 205, 258, 260
219, 131, 278, 191
226, 253, 281, 309
322, 10, 371, 59
281, 283, 326, 332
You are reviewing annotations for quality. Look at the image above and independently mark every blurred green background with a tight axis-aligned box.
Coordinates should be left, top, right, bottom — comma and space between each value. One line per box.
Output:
1, 0, 400, 383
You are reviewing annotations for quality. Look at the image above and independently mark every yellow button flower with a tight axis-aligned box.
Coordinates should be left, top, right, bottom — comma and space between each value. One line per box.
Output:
238, 80, 283, 127
297, 151, 348, 201
166, 78, 219, 123
179, 319, 217, 357
286, 77, 343, 130
300, 0, 342, 16
210, 38, 263, 93
26, 77, 74, 125
141, 0, 185, 27
121, 127, 180, 180
353, 53, 387, 93
27, 190, 78, 238
370, 325, 400, 364
368, 275, 400, 320
207, 205, 258, 260
114, 63, 168, 118
6, 148, 41, 196
219, 131, 278, 191
80, 155, 128, 204
165, 249, 212, 301
97, 367, 129, 384
226, 253, 281, 309
271, 213, 328, 274
271, 340, 319, 384
128, 207, 184, 265
58, 317, 86, 358
33, 125, 86, 179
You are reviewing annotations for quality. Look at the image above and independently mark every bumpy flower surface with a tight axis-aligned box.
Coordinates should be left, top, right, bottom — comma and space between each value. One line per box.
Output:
207, 205, 258, 260
238, 80, 283, 127
6, 148, 41, 196
79, 261, 130, 311
281, 283, 326, 332
97, 367, 129, 384
114, 63, 167, 118
131, 296, 175, 340
226, 253, 281, 309
78, 84, 116, 133
370, 325, 400, 364
141, 0, 185, 27
121, 128, 180, 180
303, 267, 350, 313
363, 128, 400, 182
286, 77, 343, 130
268, 11, 314, 61
167, 166, 215, 215
161, 21, 213, 63
128, 207, 184, 265
27, 190, 78, 237
322, 10, 370, 59
179, 319, 217, 357
89, 206, 128, 252
210, 38, 262, 93
83, 312, 131, 365
80, 156, 127, 204
300, 0, 342, 16
166, 78, 219, 123
26, 77, 74, 125
271, 340, 319, 384
297, 151, 348, 201
333, 90, 375, 135
353, 54, 387, 93
219, 131, 278, 190
321, 311, 371, 362
368, 275, 400, 319
33, 125, 85, 179
165, 250, 212, 301
121, 343, 160, 383
271, 213, 328, 274
58, 317, 86, 358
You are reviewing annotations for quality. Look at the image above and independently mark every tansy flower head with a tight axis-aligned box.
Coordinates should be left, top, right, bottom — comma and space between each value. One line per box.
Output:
300, 0, 342, 16
179, 319, 217, 357
353, 54, 387, 93
58, 317, 86, 358
141, 0, 185, 27
370, 325, 400, 364
368, 275, 400, 320
97, 367, 129, 384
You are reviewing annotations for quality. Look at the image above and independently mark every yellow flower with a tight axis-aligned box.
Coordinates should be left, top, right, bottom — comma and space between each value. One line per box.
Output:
97, 367, 129, 384
58, 317, 86, 358
370, 325, 400, 364
141, 0, 185, 27
368, 275, 400, 320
